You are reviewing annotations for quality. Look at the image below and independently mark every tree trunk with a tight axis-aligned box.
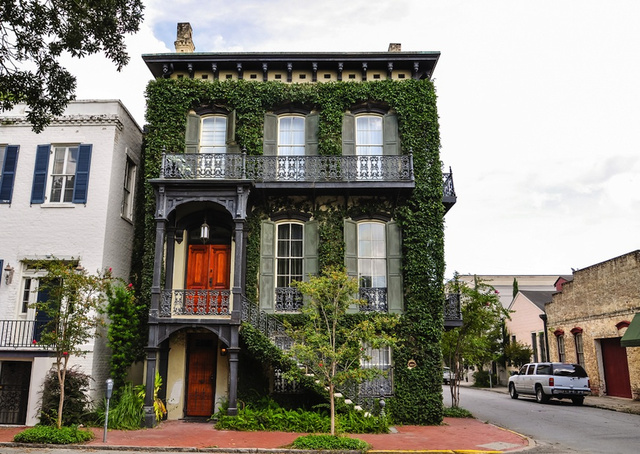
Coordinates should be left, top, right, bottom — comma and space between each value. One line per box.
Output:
56, 356, 68, 429
329, 381, 335, 435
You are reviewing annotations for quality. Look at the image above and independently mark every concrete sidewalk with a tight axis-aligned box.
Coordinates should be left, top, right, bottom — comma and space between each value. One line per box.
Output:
0, 417, 529, 453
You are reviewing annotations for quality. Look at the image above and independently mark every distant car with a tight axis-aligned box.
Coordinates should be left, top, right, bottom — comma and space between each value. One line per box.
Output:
508, 362, 590, 405
443, 367, 453, 384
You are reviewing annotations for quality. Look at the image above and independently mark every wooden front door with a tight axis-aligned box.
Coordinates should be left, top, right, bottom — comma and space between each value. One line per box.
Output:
601, 337, 632, 398
186, 335, 217, 417
186, 245, 231, 314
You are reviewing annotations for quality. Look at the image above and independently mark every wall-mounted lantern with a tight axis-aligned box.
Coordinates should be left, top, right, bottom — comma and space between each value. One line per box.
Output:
4, 263, 14, 285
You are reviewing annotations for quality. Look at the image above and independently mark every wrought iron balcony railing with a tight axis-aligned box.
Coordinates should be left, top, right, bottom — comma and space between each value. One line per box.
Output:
161, 153, 414, 182
160, 289, 231, 317
359, 287, 388, 312
275, 287, 304, 312
0, 319, 49, 348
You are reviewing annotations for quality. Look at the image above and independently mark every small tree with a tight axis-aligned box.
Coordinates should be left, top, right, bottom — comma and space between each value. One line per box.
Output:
33, 259, 111, 429
286, 268, 397, 435
504, 339, 534, 368
107, 283, 145, 393
442, 274, 509, 407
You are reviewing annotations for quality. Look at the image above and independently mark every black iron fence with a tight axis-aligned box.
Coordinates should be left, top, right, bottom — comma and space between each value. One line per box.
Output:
0, 319, 49, 348
160, 289, 231, 317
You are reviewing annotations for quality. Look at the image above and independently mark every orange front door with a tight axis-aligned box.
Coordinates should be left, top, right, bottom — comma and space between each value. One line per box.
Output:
186, 245, 231, 314
186, 335, 217, 417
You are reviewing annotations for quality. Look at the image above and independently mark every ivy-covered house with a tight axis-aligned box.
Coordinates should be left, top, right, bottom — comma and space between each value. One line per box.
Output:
139, 23, 458, 427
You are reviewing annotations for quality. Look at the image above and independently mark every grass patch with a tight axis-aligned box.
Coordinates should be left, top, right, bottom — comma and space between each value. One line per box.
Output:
13, 425, 94, 444
443, 406, 473, 418
292, 434, 370, 451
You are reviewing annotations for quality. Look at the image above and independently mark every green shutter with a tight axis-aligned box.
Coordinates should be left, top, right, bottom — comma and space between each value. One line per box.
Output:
344, 219, 358, 279
259, 220, 276, 312
342, 113, 355, 156
305, 112, 319, 156
304, 220, 319, 279
344, 219, 358, 313
386, 221, 403, 314
226, 110, 240, 153
263, 113, 278, 156
383, 113, 400, 156
185, 112, 200, 153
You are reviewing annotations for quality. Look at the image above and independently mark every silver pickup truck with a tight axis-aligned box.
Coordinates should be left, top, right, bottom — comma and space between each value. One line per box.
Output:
508, 362, 591, 405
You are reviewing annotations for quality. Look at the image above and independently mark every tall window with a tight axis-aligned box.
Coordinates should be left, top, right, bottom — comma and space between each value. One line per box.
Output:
531, 332, 539, 362
557, 335, 566, 362
275, 223, 304, 311
538, 332, 547, 362
200, 116, 227, 153
50, 146, 78, 203
356, 116, 383, 155
358, 222, 387, 311
574, 333, 584, 365
21, 278, 33, 314
361, 344, 391, 370
278, 116, 305, 156
121, 156, 136, 221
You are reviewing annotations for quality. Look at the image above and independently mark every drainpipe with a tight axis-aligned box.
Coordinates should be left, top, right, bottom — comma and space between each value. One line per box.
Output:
539, 313, 550, 362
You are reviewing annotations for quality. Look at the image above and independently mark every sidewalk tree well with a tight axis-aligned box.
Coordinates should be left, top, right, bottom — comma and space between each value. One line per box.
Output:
31, 259, 112, 429
285, 268, 397, 435
442, 273, 510, 407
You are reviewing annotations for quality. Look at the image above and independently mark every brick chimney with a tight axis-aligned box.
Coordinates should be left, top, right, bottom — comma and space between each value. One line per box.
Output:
388, 43, 401, 52
175, 22, 195, 53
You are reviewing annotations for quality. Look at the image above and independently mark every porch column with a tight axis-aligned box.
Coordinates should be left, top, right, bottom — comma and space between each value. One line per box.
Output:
150, 219, 167, 317
227, 327, 240, 416
231, 219, 245, 322
165, 228, 176, 291
143, 344, 159, 427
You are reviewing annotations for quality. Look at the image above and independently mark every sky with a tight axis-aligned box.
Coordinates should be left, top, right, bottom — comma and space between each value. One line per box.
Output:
61, 0, 640, 278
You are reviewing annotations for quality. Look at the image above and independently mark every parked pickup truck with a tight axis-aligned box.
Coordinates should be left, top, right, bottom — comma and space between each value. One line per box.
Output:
508, 362, 591, 405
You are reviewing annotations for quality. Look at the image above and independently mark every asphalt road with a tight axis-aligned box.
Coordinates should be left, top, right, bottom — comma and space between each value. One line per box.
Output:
444, 385, 640, 454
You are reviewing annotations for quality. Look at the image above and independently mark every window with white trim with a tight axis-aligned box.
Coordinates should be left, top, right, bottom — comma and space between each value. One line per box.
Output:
276, 222, 304, 288
356, 115, 383, 156
121, 156, 136, 220
200, 116, 227, 153
49, 146, 79, 203
361, 344, 391, 370
278, 116, 305, 156
358, 222, 387, 289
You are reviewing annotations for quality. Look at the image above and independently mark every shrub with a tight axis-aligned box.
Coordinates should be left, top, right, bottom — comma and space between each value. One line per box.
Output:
443, 406, 473, 418
14, 425, 94, 444
97, 382, 145, 430
472, 370, 497, 388
39, 367, 92, 426
291, 434, 370, 451
215, 397, 388, 434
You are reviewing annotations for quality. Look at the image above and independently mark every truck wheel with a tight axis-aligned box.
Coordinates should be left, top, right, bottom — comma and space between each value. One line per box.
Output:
535, 385, 549, 404
571, 396, 584, 406
509, 383, 518, 399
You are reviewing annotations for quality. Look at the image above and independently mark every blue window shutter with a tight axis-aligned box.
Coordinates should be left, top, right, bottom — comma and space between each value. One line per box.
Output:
0, 145, 19, 203
31, 145, 51, 204
72, 144, 92, 204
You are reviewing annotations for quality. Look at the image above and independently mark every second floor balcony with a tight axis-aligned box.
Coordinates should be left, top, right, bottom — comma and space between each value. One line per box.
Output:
159, 152, 456, 206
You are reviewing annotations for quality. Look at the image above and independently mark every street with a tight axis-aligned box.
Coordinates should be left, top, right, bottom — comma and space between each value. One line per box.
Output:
444, 385, 640, 454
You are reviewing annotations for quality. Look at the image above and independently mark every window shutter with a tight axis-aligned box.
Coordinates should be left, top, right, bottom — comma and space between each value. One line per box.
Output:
386, 221, 404, 313
259, 220, 276, 312
342, 113, 356, 156
383, 113, 400, 156
344, 219, 358, 279
0, 145, 19, 203
31, 145, 51, 204
185, 112, 200, 153
226, 110, 239, 153
263, 113, 278, 156
305, 112, 319, 156
303, 220, 319, 279
72, 144, 92, 204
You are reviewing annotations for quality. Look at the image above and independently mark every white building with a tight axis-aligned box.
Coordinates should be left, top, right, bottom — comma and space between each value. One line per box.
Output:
0, 100, 142, 425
